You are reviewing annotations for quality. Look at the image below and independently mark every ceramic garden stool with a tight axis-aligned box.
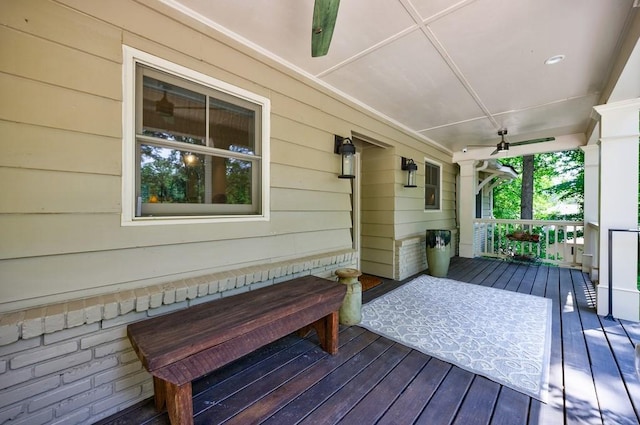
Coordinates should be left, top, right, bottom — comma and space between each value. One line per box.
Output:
335, 268, 362, 325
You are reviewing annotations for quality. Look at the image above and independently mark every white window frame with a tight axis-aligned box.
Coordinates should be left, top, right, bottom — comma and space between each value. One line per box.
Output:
424, 158, 442, 212
122, 46, 270, 226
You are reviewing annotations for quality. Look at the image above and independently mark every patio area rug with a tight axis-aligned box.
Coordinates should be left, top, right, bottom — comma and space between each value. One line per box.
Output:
359, 274, 552, 401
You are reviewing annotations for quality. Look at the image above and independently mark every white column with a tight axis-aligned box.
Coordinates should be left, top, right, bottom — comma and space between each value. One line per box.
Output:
458, 160, 477, 258
594, 98, 640, 322
580, 144, 599, 278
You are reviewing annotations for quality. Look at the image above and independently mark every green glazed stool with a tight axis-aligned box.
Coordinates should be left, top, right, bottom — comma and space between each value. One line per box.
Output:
426, 229, 451, 277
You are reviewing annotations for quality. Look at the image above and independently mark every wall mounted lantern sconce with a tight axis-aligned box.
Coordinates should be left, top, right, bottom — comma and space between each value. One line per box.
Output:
334, 136, 356, 179
401, 157, 418, 187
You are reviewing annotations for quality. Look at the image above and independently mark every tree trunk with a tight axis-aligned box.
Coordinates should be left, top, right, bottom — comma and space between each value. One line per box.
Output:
521, 155, 534, 219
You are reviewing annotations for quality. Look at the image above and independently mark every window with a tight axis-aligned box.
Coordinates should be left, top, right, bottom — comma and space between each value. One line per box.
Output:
424, 159, 441, 211
122, 47, 270, 224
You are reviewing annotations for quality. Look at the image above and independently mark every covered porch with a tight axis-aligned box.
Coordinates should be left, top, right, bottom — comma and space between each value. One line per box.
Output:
99, 257, 640, 425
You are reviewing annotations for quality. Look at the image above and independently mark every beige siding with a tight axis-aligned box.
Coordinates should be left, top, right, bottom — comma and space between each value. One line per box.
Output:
0, 0, 456, 311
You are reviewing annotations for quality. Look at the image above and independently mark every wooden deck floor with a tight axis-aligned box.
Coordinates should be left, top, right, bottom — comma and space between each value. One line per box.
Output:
99, 257, 640, 425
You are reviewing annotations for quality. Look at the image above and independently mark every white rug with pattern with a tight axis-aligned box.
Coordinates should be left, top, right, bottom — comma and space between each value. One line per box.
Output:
359, 275, 552, 401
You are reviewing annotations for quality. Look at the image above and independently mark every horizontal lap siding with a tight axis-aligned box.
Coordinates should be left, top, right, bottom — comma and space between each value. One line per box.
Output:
0, 0, 456, 311
0, 0, 355, 311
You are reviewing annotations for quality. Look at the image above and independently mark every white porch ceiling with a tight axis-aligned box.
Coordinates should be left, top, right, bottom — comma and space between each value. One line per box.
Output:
165, 0, 638, 154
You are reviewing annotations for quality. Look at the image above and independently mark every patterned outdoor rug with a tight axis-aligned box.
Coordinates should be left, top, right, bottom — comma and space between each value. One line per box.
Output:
359, 274, 552, 401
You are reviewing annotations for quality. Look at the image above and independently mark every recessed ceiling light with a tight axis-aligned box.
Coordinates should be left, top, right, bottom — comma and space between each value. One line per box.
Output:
545, 54, 566, 65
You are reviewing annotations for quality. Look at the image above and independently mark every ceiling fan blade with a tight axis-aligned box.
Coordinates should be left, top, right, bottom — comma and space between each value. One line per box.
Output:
511, 137, 555, 146
312, 0, 340, 57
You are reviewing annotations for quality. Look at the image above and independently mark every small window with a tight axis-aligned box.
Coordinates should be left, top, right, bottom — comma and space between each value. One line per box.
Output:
424, 160, 441, 211
122, 47, 270, 224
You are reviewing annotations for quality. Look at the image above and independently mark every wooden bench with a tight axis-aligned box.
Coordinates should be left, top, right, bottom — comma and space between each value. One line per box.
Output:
127, 275, 346, 425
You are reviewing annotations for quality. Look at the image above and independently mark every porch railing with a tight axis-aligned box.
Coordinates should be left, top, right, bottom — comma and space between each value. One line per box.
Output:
473, 219, 584, 268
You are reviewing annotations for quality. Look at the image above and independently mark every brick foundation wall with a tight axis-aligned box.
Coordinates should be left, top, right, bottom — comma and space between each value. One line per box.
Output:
394, 236, 427, 280
0, 250, 357, 424
394, 230, 457, 281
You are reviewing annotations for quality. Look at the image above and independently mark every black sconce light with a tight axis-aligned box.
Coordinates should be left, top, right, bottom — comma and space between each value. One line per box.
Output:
334, 136, 356, 179
401, 157, 418, 187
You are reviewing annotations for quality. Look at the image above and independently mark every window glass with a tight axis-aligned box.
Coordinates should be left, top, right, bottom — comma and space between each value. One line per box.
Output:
425, 161, 441, 210
132, 63, 265, 219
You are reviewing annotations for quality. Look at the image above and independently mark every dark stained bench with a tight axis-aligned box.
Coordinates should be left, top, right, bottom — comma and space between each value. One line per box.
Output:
127, 275, 347, 425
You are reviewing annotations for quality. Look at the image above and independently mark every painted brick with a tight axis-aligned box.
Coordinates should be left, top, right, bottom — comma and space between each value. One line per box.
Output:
50, 408, 90, 425
117, 291, 136, 315
0, 365, 32, 390
186, 279, 199, 299
208, 278, 220, 294
94, 338, 131, 358
101, 310, 147, 330
189, 292, 221, 306
197, 280, 209, 297
43, 322, 100, 346
241, 268, 255, 285
162, 284, 176, 305
83, 296, 103, 324
0, 335, 40, 356
0, 405, 23, 423
146, 301, 187, 317
174, 281, 188, 303
44, 304, 66, 334
92, 386, 141, 414
115, 369, 149, 391
11, 341, 77, 369
55, 385, 111, 418
0, 375, 60, 409
0, 321, 20, 346
63, 356, 118, 384
221, 286, 249, 298
65, 300, 85, 328
28, 379, 91, 412
233, 272, 245, 288
251, 280, 274, 291
134, 288, 150, 312
94, 360, 142, 387
22, 308, 45, 339
118, 349, 138, 364
148, 285, 164, 309
80, 327, 126, 349
0, 359, 5, 373
34, 351, 92, 377
102, 293, 119, 320
269, 265, 282, 279
10, 408, 53, 425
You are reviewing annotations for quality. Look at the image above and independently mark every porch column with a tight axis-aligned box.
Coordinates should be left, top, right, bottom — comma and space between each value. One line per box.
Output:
594, 98, 640, 322
458, 160, 477, 258
580, 143, 599, 279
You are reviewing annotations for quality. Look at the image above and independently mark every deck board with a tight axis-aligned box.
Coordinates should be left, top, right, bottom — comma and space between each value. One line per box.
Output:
97, 257, 640, 425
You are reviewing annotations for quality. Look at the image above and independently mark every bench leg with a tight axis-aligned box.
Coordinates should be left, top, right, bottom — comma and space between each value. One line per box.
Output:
321, 311, 339, 354
166, 381, 193, 425
153, 378, 193, 425
153, 376, 167, 411
298, 311, 340, 355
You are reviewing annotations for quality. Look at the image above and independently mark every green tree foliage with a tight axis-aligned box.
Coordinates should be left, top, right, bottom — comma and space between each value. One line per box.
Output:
493, 149, 584, 220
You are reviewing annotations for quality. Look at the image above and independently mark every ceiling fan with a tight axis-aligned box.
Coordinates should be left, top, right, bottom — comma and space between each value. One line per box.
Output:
463, 129, 555, 155
312, 0, 341, 57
